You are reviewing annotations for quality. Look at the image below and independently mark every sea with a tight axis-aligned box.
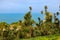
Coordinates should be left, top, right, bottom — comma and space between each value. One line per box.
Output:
0, 13, 45, 24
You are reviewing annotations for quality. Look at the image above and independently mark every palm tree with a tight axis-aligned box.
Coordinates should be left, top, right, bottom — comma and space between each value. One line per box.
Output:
54, 7, 60, 27
58, 5, 60, 27
54, 18, 59, 27
59, 5, 60, 11
56, 12, 59, 16
41, 11, 43, 14
24, 12, 32, 26
38, 17, 41, 26
44, 5, 48, 12
23, 6, 34, 26
29, 6, 32, 11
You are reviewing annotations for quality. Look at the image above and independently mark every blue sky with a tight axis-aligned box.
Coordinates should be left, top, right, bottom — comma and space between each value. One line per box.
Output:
0, 0, 60, 13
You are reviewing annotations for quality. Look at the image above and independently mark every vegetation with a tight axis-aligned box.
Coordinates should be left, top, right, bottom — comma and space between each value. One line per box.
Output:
0, 6, 60, 40
20, 34, 60, 40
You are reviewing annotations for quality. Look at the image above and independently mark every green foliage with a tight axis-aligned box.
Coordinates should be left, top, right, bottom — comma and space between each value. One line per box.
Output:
0, 6, 60, 40
24, 11, 35, 26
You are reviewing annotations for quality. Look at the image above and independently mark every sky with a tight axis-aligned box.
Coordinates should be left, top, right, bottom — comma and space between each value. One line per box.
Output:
0, 0, 60, 23
0, 0, 60, 13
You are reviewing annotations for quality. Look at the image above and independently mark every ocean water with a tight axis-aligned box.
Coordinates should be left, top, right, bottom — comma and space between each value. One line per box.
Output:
0, 13, 60, 24
0, 13, 44, 24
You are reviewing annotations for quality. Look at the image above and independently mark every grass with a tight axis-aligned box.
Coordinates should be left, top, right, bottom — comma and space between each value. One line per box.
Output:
0, 34, 60, 40
20, 34, 60, 40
